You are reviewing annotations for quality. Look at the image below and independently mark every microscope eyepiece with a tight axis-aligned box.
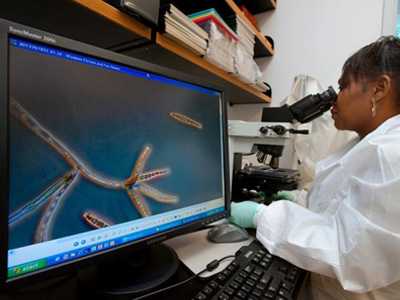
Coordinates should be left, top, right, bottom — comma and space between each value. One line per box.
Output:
320, 86, 337, 105
288, 86, 337, 123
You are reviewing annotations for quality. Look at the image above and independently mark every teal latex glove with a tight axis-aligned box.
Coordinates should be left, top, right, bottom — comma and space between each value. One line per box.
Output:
229, 201, 262, 229
272, 191, 295, 201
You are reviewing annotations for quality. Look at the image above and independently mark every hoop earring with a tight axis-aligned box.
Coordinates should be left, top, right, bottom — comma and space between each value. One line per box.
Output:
371, 98, 377, 118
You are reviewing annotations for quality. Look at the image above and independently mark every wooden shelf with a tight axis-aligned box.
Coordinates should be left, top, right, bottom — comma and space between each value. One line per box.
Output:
74, 0, 271, 104
1, 0, 271, 103
75, 0, 151, 40
156, 34, 271, 103
0, 0, 149, 49
164, 0, 274, 57
225, 0, 274, 56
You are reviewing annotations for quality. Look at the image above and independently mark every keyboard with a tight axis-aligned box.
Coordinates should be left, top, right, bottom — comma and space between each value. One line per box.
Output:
192, 240, 307, 300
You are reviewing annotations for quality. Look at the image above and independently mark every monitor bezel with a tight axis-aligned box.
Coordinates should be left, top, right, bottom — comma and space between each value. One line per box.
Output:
0, 18, 230, 288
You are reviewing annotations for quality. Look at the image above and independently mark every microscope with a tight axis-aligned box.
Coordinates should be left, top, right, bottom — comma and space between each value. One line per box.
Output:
229, 87, 337, 203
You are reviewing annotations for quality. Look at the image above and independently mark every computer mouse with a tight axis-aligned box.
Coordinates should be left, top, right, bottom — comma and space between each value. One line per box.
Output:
207, 223, 249, 243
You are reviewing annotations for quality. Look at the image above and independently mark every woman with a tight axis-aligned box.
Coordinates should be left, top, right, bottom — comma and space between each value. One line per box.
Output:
230, 36, 400, 300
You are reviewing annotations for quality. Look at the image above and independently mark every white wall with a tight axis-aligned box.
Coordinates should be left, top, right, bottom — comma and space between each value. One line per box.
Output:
382, 0, 398, 35
228, 0, 385, 120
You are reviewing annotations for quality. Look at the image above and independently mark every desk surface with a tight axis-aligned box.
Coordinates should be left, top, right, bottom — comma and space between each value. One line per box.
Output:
165, 225, 254, 277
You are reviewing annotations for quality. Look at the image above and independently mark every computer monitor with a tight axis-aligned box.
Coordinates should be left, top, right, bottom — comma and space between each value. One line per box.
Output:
0, 18, 229, 292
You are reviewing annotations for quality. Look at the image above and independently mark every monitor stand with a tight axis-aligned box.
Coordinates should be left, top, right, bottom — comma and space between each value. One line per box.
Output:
93, 243, 179, 297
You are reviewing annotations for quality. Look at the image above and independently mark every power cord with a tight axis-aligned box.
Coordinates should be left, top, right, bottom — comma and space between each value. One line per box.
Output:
132, 255, 236, 300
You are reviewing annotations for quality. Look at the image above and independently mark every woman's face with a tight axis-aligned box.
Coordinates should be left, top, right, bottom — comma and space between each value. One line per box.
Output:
331, 76, 373, 134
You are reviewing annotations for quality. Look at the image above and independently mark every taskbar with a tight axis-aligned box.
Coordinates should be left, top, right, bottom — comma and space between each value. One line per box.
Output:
7, 205, 225, 279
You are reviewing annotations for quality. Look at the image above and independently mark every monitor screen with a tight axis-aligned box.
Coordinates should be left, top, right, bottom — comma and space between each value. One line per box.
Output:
5, 32, 227, 281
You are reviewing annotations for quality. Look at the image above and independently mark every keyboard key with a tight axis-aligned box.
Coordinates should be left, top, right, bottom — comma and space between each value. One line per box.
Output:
244, 265, 254, 273
260, 274, 271, 285
240, 284, 252, 293
217, 274, 227, 283
253, 267, 264, 277
264, 291, 275, 299
239, 271, 248, 278
218, 293, 230, 300
229, 281, 239, 290
256, 283, 267, 291
249, 274, 259, 282
251, 289, 262, 297
252, 257, 260, 263
224, 287, 235, 296
236, 290, 247, 299
209, 281, 219, 289
234, 276, 244, 284
278, 288, 291, 298
194, 292, 207, 300
203, 286, 214, 295
268, 285, 278, 293
281, 281, 293, 291
245, 279, 256, 287
268, 278, 281, 293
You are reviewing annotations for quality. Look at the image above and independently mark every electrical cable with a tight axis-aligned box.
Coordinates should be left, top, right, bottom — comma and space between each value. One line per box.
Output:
132, 255, 236, 300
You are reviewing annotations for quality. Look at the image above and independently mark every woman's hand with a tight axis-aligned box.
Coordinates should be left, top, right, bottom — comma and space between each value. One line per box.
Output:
229, 201, 262, 229
273, 191, 295, 201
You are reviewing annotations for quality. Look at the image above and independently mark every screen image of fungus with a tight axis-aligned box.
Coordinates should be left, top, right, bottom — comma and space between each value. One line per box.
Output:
9, 98, 181, 244
8, 43, 223, 249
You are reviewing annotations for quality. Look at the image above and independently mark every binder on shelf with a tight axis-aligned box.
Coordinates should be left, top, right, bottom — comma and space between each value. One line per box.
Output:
165, 13, 207, 49
161, 4, 209, 56
163, 29, 205, 56
226, 14, 255, 56
189, 8, 239, 42
166, 4, 208, 40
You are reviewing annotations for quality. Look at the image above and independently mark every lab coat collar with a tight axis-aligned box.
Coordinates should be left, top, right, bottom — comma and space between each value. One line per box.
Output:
316, 114, 400, 173
362, 114, 400, 141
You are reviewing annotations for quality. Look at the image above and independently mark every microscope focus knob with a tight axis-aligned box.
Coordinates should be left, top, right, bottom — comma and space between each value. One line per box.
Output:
269, 125, 287, 135
259, 126, 269, 134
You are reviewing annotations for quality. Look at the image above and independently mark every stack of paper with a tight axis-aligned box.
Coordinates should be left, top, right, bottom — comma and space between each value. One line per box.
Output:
163, 4, 209, 56
226, 14, 255, 56
225, 13, 262, 84
189, 9, 238, 73
234, 44, 258, 84
189, 9, 239, 42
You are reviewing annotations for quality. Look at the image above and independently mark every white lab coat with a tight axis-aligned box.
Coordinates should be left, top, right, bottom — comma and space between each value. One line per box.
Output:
255, 114, 400, 300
